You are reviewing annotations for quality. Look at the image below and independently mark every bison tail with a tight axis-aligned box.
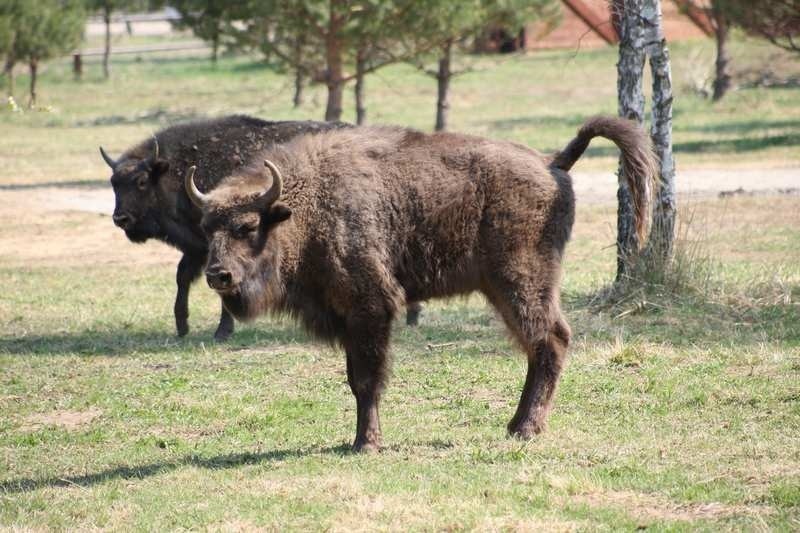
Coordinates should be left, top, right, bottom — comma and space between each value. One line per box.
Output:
551, 116, 657, 244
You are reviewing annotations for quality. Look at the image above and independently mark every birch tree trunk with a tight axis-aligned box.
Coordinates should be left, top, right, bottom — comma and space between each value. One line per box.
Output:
615, 0, 646, 282
643, 0, 676, 266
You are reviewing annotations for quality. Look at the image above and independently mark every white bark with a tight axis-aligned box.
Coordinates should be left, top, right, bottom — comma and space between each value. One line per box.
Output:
615, 0, 676, 281
615, 0, 646, 281
643, 0, 676, 264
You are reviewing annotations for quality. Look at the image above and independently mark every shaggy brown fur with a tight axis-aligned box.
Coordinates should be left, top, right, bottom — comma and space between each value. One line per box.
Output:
191, 116, 656, 451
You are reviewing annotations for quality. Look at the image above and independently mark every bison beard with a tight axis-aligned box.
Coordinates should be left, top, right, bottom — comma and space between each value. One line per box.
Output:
190, 116, 656, 451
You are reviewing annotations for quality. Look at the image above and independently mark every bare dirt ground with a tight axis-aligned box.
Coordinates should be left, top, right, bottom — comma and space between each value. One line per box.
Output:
2, 166, 796, 217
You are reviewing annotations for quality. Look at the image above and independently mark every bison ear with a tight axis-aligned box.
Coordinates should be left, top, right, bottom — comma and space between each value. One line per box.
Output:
260, 202, 292, 228
149, 159, 170, 182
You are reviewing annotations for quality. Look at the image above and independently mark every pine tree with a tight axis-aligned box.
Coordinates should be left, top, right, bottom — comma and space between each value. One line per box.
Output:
1, 0, 85, 106
171, 0, 235, 65
409, 0, 559, 131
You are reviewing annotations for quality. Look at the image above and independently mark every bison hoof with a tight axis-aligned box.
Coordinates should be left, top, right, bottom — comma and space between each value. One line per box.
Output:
405, 313, 419, 326
507, 420, 544, 440
176, 323, 189, 337
352, 439, 381, 454
213, 327, 233, 342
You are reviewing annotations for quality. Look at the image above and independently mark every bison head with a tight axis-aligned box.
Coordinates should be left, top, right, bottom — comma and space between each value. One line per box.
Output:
186, 160, 292, 320
100, 138, 170, 243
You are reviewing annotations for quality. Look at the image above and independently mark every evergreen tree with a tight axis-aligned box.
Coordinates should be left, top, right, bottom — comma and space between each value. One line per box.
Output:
86, 0, 144, 79
1, 0, 85, 106
409, 0, 559, 131
171, 0, 236, 64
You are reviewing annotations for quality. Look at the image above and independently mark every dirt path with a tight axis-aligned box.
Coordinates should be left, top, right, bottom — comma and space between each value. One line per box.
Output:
572, 166, 799, 204
4, 166, 795, 217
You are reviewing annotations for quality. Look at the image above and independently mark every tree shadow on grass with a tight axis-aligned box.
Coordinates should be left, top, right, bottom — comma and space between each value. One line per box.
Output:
580, 133, 800, 158
0, 446, 345, 494
680, 118, 800, 135
0, 322, 312, 357
0, 439, 456, 494
0, 180, 107, 191
488, 113, 589, 134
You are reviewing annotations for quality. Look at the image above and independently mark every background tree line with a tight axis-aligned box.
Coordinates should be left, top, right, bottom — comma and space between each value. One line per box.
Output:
1, 1, 798, 112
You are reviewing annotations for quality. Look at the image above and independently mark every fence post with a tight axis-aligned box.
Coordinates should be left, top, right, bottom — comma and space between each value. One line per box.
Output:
73, 53, 83, 81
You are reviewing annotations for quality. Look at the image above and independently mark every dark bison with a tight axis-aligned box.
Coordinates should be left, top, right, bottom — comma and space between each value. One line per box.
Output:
100, 116, 391, 340
185, 116, 655, 450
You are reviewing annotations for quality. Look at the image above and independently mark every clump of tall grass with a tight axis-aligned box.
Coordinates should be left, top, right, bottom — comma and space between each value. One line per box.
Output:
594, 203, 796, 320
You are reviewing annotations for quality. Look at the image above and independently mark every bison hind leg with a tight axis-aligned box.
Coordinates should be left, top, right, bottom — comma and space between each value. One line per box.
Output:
506, 316, 570, 439
483, 274, 571, 439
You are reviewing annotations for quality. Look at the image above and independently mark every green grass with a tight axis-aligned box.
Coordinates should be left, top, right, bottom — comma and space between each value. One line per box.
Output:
1, 33, 799, 530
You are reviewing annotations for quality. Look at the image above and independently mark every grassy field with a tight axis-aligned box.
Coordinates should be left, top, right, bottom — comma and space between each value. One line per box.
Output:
1, 33, 799, 530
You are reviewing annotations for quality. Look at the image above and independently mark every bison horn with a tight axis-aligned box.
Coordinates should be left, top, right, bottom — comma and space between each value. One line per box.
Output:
184, 166, 209, 208
99, 146, 117, 169
152, 135, 160, 161
260, 159, 283, 206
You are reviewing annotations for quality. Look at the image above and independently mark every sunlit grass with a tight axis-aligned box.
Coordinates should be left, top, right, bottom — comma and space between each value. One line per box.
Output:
0, 31, 798, 530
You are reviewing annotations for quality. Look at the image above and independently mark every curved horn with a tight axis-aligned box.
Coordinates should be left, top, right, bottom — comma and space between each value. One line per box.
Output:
184, 166, 210, 208
261, 159, 283, 206
99, 146, 117, 169
151, 135, 159, 161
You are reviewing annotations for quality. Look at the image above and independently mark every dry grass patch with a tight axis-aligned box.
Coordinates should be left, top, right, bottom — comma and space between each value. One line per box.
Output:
20, 408, 102, 432
0, 189, 178, 269
565, 488, 773, 524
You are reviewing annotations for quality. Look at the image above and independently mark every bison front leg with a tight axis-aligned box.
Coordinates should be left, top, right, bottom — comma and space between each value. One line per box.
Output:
344, 315, 392, 453
174, 254, 205, 337
213, 301, 235, 341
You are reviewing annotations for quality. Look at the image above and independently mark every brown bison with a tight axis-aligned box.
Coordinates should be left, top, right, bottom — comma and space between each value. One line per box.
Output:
101, 116, 360, 340
185, 116, 656, 451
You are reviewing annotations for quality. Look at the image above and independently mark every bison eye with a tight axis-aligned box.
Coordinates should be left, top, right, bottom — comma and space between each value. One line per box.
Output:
136, 175, 149, 190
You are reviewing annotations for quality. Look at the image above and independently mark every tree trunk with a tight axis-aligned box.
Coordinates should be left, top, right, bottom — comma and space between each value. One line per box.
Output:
291, 34, 305, 108
355, 48, 367, 125
325, 78, 344, 122
3, 55, 14, 97
643, 0, 676, 266
73, 53, 83, 81
615, 0, 646, 282
103, 6, 112, 80
28, 58, 38, 108
211, 32, 219, 65
435, 40, 453, 132
711, 4, 731, 101
293, 69, 305, 108
323, 8, 344, 122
